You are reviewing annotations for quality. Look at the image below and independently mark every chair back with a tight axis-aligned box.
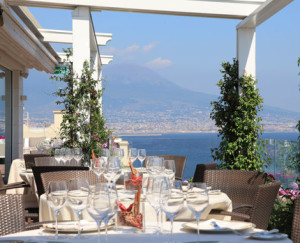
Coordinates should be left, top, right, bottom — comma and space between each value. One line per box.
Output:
204, 170, 267, 206
292, 196, 300, 243
0, 170, 5, 195
146, 155, 186, 180
250, 181, 281, 229
193, 163, 218, 183
41, 170, 103, 193
0, 195, 25, 236
34, 157, 56, 166
24, 154, 49, 169
32, 166, 89, 198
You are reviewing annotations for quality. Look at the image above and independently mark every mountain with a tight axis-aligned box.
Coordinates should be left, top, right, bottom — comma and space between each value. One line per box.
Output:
22, 63, 299, 133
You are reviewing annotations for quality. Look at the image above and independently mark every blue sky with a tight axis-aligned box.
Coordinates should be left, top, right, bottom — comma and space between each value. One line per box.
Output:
28, 1, 300, 113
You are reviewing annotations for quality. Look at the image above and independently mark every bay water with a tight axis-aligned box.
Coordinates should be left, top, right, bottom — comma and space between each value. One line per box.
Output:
122, 133, 299, 180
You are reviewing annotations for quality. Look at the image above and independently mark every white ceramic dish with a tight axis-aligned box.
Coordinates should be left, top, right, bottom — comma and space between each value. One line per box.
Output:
248, 232, 288, 240
43, 221, 112, 233
183, 219, 254, 233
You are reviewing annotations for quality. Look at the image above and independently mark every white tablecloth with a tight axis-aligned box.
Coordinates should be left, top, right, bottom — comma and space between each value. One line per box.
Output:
0, 221, 292, 243
7, 159, 26, 194
39, 191, 232, 222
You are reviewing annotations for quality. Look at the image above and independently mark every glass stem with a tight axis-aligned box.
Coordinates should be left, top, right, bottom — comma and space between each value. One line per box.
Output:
170, 218, 174, 243
55, 210, 59, 239
156, 210, 160, 231
196, 215, 200, 242
77, 212, 82, 237
105, 222, 108, 241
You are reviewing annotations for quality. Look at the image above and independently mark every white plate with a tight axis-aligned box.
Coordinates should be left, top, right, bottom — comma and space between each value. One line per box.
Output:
183, 219, 254, 233
116, 185, 125, 190
43, 220, 112, 233
248, 232, 288, 240
208, 190, 221, 195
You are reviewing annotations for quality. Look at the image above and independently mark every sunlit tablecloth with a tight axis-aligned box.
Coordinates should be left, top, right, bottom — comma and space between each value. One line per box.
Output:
7, 159, 26, 194
39, 191, 232, 222
0, 221, 292, 243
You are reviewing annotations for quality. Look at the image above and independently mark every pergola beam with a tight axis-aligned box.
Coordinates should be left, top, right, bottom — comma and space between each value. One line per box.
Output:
39, 28, 112, 46
237, 0, 293, 29
7, 0, 265, 19
58, 52, 113, 65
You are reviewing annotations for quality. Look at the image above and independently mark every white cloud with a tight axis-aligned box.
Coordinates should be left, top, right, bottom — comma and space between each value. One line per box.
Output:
101, 44, 139, 56
145, 57, 172, 69
142, 42, 159, 52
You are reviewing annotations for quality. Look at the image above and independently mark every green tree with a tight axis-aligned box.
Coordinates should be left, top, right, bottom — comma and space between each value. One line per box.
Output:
210, 59, 269, 171
51, 48, 111, 159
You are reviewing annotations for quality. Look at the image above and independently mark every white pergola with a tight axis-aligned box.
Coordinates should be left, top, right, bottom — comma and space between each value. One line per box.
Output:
0, 0, 293, 177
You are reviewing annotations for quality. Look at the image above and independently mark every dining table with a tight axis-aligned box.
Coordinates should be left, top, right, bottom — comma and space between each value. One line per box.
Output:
0, 220, 292, 243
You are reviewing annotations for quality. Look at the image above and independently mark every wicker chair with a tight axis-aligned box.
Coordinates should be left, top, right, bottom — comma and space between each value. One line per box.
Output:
24, 154, 50, 170
41, 170, 103, 193
292, 196, 300, 243
32, 166, 89, 198
145, 155, 186, 180
0, 195, 25, 236
0, 170, 29, 195
34, 156, 56, 166
192, 162, 218, 183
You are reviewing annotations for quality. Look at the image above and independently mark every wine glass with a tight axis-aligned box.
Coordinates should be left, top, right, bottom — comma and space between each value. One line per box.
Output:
47, 181, 67, 239
160, 179, 184, 243
65, 148, 73, 165
164, 160, 176, 181
103, 183, 119, 240
87, 183, 111, 242
103, 156, 122, 185
60, 148, 67, 165
186, 182, 209, 242
74, 148, 83, 166
54, 149, 62, 165
99, 148, 110, 159
138, 149, 146, 167
92, 157, 107, 182
129, 148, 138, 165
67, 178, 90, 238
146, 176, 165, 234
146, 156, 164, 176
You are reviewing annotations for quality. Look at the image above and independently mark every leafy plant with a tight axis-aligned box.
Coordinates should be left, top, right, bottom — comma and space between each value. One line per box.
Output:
210, 59, 270, 171
51, 48, 111, 161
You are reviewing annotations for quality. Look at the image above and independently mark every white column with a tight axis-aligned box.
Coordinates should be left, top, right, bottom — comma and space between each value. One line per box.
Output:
11, 70, 23, 159
72, 7, 91, 77
237, 28, 256, 77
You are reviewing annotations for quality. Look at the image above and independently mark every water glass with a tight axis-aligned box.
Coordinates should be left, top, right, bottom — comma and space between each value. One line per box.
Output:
65, 148, 73, 165
146, 156, 164, 176
129, 148, 138, 165
164, 160, 176, 181
92, 157, 107, 182
138, 149, 146, 167
145, 176, 164, 234
87, 183, 111, 241
54, 149, 62, 165
47, 181, 67, 239
67, 178, 90, 237
160, 179, 184, 242
104, 156, 122, 185
74, 148, 83, 165
186, 182, 209, 242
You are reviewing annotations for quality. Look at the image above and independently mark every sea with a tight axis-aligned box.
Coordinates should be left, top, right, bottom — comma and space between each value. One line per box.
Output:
122, 133, 299, 180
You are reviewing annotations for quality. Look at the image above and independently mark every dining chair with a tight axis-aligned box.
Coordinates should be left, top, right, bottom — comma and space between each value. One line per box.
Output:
32, 166, 89, 198
145, 155, 187, 180
40, 170, 104, 194
24, 154, 50, 170
192, 162, 218, 183
0, 170, 29, 195
34, 156, 56, 166
292, 196, 300, 243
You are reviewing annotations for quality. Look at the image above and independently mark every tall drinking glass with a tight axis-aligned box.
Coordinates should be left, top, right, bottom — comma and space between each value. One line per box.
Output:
92, 157, 107, 182
160, 179, 184, 242
146, 156, 164, 176
146, 176, 164, 234
47, 181, 67, 239
87, 183, 111, 243
164, 160, 176, 181
138, 149, 146, 167
74, 148, 83, 166
103, 156, 122, 185
186, 182, 209, 242
54, 149, 62, 165
103, 183, 119, 239
67, 178, 90, 237
129, 148, 138, 165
